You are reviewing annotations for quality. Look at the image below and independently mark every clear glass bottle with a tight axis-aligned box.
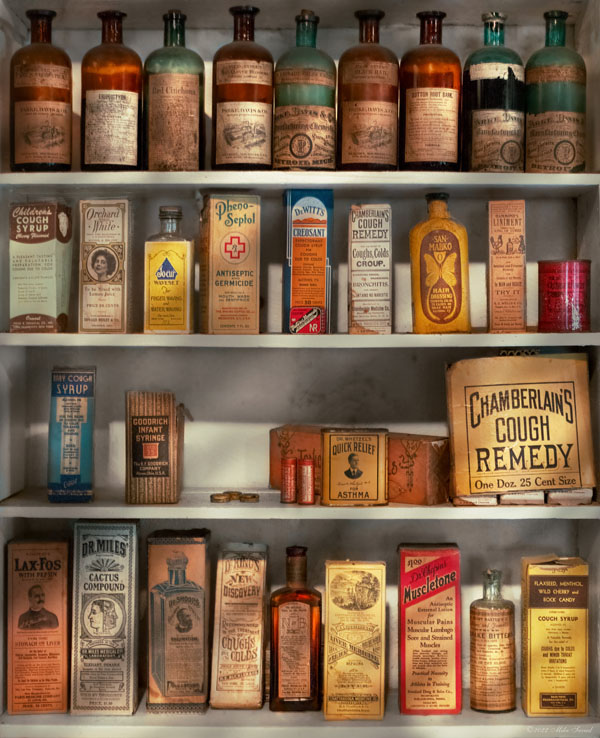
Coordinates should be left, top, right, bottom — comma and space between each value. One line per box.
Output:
526, 10, 586, 173
144, 205, 194, 334
81, 10, 143, 170
337, 9, 398, 170
470, 569, 516, 712
400, 11, 461, 171
273, 9, 336, 170
462, 13, 525, 172
270, 546, 321, 711
144, 10, 205, 171
10, 9, 72, 171
212, 6, 273, 169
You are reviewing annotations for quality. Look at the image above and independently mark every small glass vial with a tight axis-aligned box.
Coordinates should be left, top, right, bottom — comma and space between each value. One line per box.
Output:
470, 569, 516, 713
144, 206, 194, 334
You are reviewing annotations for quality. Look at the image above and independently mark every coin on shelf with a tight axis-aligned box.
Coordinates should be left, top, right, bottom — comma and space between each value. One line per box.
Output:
225, 490, 242, 500
211, 492, 232, 503
239, 493, 260, 503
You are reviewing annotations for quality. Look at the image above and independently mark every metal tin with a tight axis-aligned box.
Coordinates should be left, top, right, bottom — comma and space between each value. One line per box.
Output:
297, 458, 315, 504
538, 260, 590, 332
280, 458, 297, 503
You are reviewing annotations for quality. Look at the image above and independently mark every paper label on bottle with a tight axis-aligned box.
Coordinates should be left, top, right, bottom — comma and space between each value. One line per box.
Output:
275, 67, 335, 87
526, 111, 585, 173
526, 65, 585, 85
163, 591, 204, 697
471, 109, 524, 172
469, 62, 524, 83
341, 100, 397, 165
144, 240, 193, 332
215, 101, 272, 165
148, 73, 200, 171
342, 60, 398, 86
277, 601, 311, 699
84, 89, 138, 166
14, 101, 71, 165
216, 59, 272, 86
420, 229, 462, 324
14, 63, 71, 90
405, 87, 458, 163
274, 104, 335, 169
470, 607, 515, 712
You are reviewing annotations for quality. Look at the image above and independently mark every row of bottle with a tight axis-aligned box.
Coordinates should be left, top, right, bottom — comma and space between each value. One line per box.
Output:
11, 7, 586, 173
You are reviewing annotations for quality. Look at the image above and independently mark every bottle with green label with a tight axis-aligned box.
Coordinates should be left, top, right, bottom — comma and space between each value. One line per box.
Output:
273, 9, 336, 170
525, 10, 586, 173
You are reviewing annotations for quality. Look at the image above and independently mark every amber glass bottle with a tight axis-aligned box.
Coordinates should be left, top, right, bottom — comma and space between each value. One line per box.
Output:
270, 546, 321, 711
81, 11, 142, 170
11, 9, 72, 171
212, 6, 273, 169
338, 10, 398, 170
400, 11, 461, 170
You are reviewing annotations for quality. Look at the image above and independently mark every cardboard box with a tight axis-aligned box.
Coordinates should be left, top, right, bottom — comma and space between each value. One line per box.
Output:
521, 555, 588, 717
269, 424, 322, 493
446, 355, 596, 498
388, 433, 449, 505
10, 202, 72, 332
147, 529, 210, 712
7, 541, 69, 714
199, 194, 260, 334
324, 560, 386, 720
210, 543, 267, 709
71, 521, 138, 715
399, 544, 461, 714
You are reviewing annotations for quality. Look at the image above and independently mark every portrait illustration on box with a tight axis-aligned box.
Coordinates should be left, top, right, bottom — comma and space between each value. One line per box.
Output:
18, 584, 59, 630
344, 453, 363, 479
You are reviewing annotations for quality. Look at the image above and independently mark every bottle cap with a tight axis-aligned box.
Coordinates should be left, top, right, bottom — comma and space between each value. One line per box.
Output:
417, 10, 446, 20
230, 6, 260, 16
159, 205, 183, 218
286, 545, 308, 557
544, 10, 569, 20
296, 9, 319, 23
355, 9, 385, 21
425, 192, 449, 203
482, 11, 506, 22
164, 9, 187, 21
26, 9, 57, 20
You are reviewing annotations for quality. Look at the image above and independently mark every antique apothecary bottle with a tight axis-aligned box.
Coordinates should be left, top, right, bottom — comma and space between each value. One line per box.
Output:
462, 13, 525, 172
337, 9, 398, 170
144, 10, 205, 171
409, 193, 471, 333
526, 10, 586, 173
273, 9, 336, 170
400, 11, 461, 171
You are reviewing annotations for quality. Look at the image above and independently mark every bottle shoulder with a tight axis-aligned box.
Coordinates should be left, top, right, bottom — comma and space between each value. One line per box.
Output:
82, 42, 143, 71
145, 46, 204, 75
271, 586, 321, 604
214, 40, 273, 64
339, 43, 398, 66
276, 46, 335, 74
526, 45, 585, 71
464, 46, 523, 70
410, 214, 467, 241
11, 43, 71, 68
470, 598, 515, 611
401, 43, 460, 69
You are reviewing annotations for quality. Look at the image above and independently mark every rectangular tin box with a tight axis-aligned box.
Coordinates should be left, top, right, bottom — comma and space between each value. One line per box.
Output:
387, 433, 449, 505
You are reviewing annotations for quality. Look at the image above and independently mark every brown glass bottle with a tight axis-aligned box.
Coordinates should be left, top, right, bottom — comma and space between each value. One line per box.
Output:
400, 11, 461, 171
338, 10, 398, 170
270, 546, 321, 711
212, 6, 273, 169
81, 11, 142, 170
11, 10, 72, 172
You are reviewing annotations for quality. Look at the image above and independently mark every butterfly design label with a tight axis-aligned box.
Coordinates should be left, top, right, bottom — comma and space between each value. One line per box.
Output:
419, 229, 461, 323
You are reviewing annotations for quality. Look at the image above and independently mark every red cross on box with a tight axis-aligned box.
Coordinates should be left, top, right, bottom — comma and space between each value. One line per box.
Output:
224, 235, 247, 259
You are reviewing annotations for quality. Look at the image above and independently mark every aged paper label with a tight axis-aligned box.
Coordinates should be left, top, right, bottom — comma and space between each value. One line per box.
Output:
215, 101, 272, 166
342, 60, 398, 86
526, 111, 585, 173
405, 87, 459, 163
275, 67, 335, 87
526, 65, 585, 85
278, 602, 311, 698
420, 228, 462, 324
471, 110, 524, 172
470, 607, 515, 711
341, 100, 397, 165
14, 63, 71, 89
216, 59, 272, 86
144, 240, 193, 332
84, 89, 138, 166
274, 104, 335, 169
469, 62, 524, 83
14, 101, 71, 165
488, 200, 526, 332
148, 73, 200, 171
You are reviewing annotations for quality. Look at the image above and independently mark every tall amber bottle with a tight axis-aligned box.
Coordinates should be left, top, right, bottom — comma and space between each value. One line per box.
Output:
81, 11, 142, 171
337, 9, 398, 170
10, 9, 72, 171
400, 11, 461, 171
212, 6, 273, 170
409, 193, 470, 333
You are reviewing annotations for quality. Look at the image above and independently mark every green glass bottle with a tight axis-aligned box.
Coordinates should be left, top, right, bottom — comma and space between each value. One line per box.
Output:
144, 9, 205, 170
525, 10, 585, 173
273, 10, 336, 170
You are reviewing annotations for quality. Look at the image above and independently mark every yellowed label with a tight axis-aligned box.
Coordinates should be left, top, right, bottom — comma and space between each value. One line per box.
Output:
469, 62, 524, 83
276, 67, 335, 87
470, 607, 515, 711
215, 101, 272, 166
324, 561, 385, 720
526, 111, 585, 173
14, 101, 71, 165
278, 602, 311, 699
405, 88, 459, 163
471, 110, 524, 172
14, 63, 71, 89
216, 59, 272, 86
144, 240, 193, 333
342, 60, 398, 86
84, 89, 138, 167
341, 100, 397, 166
273, 104, 335, 169
526, 65, 585, 85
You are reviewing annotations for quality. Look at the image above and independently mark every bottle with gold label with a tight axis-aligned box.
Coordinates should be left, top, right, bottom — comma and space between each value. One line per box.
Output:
144, 206, 193, 334
470, 569, 516, 713
409, 193, 470, 333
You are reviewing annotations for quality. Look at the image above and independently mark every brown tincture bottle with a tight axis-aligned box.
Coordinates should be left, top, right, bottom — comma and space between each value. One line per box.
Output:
81, 11, 142, 170
11, 9, 72, 171
400, 11, 461, 171
338, 9, 398, 170
212, 6, 273, 169
270, 546, 321, 711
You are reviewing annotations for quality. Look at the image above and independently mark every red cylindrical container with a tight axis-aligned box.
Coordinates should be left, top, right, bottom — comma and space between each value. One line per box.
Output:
538, 260, 590, 332
297, 458, 315, 505
280, 458, 297, 503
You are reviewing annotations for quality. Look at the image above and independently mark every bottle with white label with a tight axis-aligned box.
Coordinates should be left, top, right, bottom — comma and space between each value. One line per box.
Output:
462, 13, 525, 172
81, 10, 142, 171
400, 11, 461, 171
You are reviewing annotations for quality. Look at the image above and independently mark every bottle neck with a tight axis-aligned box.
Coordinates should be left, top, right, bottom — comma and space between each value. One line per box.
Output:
160, 217, 182, 236
164, 16, 186, 47
428, 200, 449, 218
30, 15, 53, 44
359, 17, 380, 44
296, 20, 317, 48
286, 554, 307, 589
545, 15, 566, 47
482, 571, 502, 601
484, 20, 504, 46
101, 15, 123, 44
169, 568, 187, 586
233, 12, 255, 42
420, 15, 443, 45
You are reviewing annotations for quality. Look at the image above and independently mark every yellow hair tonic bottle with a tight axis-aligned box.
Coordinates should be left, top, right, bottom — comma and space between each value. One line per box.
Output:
144, 205, 194, 333
409, 192, 471, 333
